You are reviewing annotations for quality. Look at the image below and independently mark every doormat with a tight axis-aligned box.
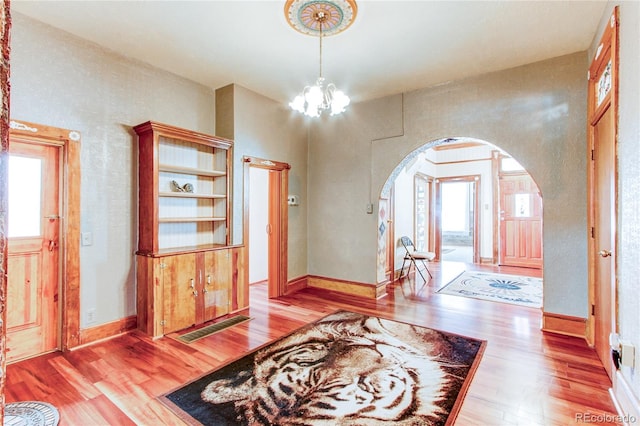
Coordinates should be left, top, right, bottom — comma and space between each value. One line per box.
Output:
178, 315, 251, 343
4, 401, 60, 426
437, 271, 542, 308
161, 310, 486, 425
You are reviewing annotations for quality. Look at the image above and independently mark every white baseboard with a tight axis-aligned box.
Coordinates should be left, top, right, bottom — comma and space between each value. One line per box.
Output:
611, 370, 640, 425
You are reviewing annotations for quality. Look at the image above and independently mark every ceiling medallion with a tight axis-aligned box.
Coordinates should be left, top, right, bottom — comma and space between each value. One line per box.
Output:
285, 0, 358, 37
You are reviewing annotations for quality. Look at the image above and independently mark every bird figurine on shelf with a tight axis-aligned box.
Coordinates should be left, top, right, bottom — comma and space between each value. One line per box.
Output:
171, 180, 194, 193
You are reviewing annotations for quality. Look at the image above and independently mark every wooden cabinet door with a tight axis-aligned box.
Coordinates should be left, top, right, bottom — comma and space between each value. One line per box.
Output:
230, 247, 248, 312
161, 253, 197, 334
203, 250, 232, 320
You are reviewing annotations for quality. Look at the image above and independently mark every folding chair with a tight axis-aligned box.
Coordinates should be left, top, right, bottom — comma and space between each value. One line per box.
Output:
400, 236, 435, 282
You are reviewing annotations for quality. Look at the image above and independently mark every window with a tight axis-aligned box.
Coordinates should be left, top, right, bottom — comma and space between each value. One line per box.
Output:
8, 155, 42, 238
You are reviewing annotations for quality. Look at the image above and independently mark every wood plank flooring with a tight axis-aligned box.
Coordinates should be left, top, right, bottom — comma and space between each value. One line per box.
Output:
5, 262, 619, 425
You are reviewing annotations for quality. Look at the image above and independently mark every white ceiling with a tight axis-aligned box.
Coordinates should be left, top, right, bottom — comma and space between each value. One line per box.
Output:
11, 1, 607, 105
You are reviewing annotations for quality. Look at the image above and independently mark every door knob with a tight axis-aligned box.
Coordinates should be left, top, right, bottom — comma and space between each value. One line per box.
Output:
598, 249, 612, 258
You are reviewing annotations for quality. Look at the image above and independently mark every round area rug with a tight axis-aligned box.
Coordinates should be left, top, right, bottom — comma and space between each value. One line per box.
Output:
4, 401, 60, 426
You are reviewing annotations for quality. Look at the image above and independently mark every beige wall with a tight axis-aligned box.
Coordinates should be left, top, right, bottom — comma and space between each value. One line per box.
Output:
591, 1, 640, 409
216, 84, 308, 280
309, 52, 589, 318
10, 13, 216, 327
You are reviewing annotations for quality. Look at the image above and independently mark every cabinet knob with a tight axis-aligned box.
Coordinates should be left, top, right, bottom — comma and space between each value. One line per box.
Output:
190, 278, 195, 288
193, 290, 198, 297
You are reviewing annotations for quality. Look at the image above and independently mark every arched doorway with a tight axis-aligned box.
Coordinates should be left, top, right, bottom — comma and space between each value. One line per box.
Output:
377, 137, 543, 284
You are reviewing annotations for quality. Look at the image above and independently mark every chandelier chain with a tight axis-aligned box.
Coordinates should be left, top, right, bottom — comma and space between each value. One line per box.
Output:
319, 23, 323, 79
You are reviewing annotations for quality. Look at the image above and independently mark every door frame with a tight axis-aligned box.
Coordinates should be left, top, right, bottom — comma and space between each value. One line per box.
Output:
435, 175, 480, 263
587, 8, 619, 358
414, 172, 435, 253
243, 156, 289, 298
382, 188, 395, 282
9, 119, 81, 351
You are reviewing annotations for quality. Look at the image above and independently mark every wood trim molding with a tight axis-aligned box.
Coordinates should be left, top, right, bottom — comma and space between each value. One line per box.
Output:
285, 275, 308, 295
77, 315, 137, 348
9, 119, 81, 351
242, 156, 290, 298
541, 312, 587, 339
243, 156, 291, 171
307, 275, 387, 299
432, 141, 485, 151
425, 157, 492, 167
491, 150, 500, 264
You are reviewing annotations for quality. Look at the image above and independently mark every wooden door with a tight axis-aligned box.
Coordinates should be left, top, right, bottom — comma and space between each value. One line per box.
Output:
589, 8, 618, 379
499, 174, 543, 268
161, 253, 197, 334
268, 170, 282, 297
593, 105, 615, 378
7, 141, 60, 362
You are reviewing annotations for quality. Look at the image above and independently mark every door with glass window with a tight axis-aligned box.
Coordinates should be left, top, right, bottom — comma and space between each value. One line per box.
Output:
499, 173, 542, 268
7, 140, 60, 362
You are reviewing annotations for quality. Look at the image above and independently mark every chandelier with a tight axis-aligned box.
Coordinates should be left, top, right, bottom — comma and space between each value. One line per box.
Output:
285, 0, 357, 117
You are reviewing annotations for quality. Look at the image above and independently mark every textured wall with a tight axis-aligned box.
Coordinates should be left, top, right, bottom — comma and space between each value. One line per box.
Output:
616, 0, 640, 398
216, 84, 308, 280
309, 53, 588, 318
10, 14, 216, 327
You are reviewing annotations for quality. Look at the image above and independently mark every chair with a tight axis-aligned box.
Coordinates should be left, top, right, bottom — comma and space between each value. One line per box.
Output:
400, 236, 435, 282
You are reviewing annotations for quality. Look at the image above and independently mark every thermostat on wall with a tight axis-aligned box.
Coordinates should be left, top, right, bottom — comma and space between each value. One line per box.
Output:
287, 195, 299, 206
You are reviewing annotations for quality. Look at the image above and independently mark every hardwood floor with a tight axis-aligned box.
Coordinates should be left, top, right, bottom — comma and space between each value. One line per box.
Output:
5, 261, 619, 425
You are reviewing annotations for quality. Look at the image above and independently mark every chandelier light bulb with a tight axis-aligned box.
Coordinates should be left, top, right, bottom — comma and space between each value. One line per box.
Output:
306, 84, 324, 106
330, 90, 350, 115
289, 95, 306, 113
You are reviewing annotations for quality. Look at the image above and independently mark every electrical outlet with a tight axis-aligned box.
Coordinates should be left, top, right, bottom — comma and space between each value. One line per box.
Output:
86, 308, 96, 324
621, 340, 635, 368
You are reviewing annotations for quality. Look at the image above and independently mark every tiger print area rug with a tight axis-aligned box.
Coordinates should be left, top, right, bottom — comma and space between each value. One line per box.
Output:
160, 311, 486, 426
